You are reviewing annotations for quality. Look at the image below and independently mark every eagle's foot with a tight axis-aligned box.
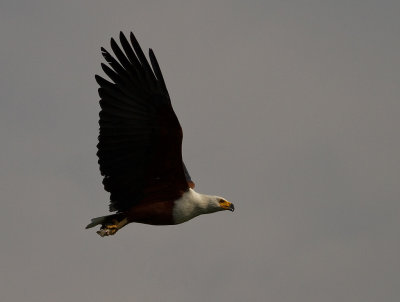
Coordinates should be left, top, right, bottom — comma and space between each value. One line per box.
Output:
96, 218, 128, 237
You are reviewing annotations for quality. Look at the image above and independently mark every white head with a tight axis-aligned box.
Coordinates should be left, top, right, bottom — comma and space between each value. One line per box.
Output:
199, 194, 235, 214
173, 189, 235, 224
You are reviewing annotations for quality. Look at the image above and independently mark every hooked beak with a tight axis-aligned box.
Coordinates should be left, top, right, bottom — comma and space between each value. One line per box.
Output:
220, 200, 235, 212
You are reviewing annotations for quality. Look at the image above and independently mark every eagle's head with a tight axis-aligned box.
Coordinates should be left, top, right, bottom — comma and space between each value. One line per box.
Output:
172, 190, 235, 224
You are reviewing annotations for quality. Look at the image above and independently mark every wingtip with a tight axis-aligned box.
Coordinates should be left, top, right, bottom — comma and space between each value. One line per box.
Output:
95, 74, 106, 86
130, 31, 137, 43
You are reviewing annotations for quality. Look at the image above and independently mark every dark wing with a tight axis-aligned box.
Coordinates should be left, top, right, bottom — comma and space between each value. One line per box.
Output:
96, 32, 194, 212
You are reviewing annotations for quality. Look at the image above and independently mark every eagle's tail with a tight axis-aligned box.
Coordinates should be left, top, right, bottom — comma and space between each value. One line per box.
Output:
85, 214, 128, 237
85, 215, 108, 229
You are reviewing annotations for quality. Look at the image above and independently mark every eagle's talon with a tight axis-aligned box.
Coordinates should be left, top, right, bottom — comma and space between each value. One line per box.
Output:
96, 227, 117, 237
95, 218, 129, 237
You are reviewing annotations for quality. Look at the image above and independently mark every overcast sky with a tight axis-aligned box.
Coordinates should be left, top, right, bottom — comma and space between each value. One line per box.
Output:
1, 1, 399, 301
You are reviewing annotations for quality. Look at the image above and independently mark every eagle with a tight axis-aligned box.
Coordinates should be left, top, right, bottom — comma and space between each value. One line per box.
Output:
86, 32, 234, 236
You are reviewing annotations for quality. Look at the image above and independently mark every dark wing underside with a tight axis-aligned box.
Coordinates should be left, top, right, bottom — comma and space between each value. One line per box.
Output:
96, 32, 194, 212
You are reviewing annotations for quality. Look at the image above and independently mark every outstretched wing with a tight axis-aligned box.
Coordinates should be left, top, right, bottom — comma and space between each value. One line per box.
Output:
96, 32, 194, 212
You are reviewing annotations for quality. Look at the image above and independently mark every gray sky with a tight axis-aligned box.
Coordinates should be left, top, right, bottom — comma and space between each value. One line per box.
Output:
1, 1, 399, 301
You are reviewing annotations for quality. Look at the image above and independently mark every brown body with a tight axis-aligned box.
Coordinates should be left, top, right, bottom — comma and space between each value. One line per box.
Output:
126, 200, 175, 225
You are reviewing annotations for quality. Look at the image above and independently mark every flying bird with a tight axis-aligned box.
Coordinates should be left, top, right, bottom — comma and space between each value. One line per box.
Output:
86, 32, 234, 236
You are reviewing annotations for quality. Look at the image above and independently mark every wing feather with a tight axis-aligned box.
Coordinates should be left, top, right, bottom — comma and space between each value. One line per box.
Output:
96, 32, 195, 212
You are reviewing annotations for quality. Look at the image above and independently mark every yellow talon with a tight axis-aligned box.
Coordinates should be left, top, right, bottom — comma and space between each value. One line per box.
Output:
96, 218, 128, 237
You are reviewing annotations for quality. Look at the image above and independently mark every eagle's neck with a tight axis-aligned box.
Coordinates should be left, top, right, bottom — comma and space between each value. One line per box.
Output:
172, 189, 221, 224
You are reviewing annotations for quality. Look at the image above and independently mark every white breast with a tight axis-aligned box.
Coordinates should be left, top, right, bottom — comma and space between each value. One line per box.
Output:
172, 189, 206, 224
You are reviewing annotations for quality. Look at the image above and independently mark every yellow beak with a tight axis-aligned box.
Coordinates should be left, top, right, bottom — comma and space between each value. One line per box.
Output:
220, 200, 235, 212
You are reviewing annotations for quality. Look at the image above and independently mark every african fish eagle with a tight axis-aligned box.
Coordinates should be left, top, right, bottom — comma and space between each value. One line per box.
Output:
86, 32, 234, 237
